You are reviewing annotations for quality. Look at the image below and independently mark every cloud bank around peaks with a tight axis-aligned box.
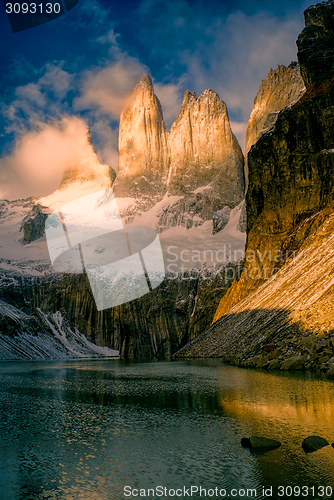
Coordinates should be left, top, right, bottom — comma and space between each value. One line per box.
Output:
0, 117, 100, 200
0, 0, 308, 200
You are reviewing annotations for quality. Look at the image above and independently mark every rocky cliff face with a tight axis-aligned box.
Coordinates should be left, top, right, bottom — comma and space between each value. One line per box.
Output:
168, 89, 244, 203
0, 262, 239, 359
114, 75, 170, 199
0, 298, 118, 359
114, 75, 245, 232
245, 64, 305, 183
180, 0, 334, 375
297, 1, 334, 89
174, 204, 334, 375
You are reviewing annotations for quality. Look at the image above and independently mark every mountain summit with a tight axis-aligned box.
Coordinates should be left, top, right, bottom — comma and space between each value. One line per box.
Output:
113, 74, 245, 237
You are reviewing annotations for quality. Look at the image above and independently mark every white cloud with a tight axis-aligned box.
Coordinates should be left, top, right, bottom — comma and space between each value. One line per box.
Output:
75, 59, 147, 119
0, 117, 97, 200
75, 30, 149, 119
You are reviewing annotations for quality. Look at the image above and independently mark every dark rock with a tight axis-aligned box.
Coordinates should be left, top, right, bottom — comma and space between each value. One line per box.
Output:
241, 437, 251, 448
0, 262, 237, 360
249, 435, 281, 450
302, 435, 329, 453
236, 200, 247, 233
19, 205, 48, 244
297, 1, 334, 89
280, 355, 306, 371
241, 435, 281, 451
262, 344, 276, 352
212, 207, 231, 235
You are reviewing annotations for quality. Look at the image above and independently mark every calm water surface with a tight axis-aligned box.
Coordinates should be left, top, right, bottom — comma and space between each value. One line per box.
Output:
0, 359, 334, 500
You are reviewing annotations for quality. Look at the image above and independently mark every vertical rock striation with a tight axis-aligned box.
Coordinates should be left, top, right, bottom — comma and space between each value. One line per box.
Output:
212, 0, 334, 323
114, 75, 245, 232
113, 74, 170, 199
168, 89, 244, 205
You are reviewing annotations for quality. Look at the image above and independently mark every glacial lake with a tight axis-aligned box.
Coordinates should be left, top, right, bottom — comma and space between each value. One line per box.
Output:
0, 359, 334, 500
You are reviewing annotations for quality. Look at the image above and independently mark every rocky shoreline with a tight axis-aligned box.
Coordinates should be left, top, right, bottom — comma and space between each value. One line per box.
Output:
221, 331, 334, 378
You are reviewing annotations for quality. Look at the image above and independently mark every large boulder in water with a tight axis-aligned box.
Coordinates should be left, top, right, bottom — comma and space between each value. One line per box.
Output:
241, 435, 281, 451
302, 435, 329, 453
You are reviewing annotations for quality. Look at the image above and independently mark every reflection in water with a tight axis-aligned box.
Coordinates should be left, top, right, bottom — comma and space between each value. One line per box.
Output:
0, 360, 333, 499
218, 368, 334, 492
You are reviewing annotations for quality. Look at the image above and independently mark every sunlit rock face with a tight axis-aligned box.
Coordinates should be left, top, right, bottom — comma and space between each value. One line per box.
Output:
245, 64, 305, 183
168, 89, 244, 204
206, 0, 334, 354
113, 74, 245, 236
174, 205, 334, 371
113, 74, 170, 198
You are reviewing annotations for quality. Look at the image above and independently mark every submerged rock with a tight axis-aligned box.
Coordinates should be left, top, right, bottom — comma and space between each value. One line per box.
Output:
302, 435, 329, 453
241, 435, 281, 451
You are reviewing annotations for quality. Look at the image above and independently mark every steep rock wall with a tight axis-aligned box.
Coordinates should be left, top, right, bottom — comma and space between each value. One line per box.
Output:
114, 75, 245, 228
245, 64, 305, 183
113, 75, 170, 198
174, 204, 334, 375
168, 89, 244, 204
212, 0, 334, 327
0, 263, 238, 359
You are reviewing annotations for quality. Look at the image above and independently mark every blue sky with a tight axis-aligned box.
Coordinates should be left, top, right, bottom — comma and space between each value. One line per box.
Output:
0, 0, 311, 199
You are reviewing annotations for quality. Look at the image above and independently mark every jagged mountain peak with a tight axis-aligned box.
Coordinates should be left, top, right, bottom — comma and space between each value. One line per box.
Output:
134, 73, 153, 92
244, 63, 305, 185
113, 74, 169, 198
114, 74, 244, 206
182, 90, 197, 102
171, 88, 228, 134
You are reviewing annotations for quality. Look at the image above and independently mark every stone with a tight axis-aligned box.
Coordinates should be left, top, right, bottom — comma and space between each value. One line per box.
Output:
262, 344, 276, 352
280, 356, 306, 371
212, 207, 231, 235
241, 437, 251, 448
168, 89, 244, 203
268, 359, 281, 370
242, 435, 281, 451
302, 436, 329, 453
318, 354, 331, 364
